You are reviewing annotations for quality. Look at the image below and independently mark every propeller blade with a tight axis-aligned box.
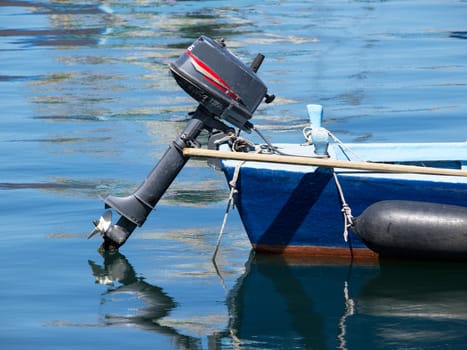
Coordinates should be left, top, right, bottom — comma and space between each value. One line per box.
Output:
88, 210, 112, 239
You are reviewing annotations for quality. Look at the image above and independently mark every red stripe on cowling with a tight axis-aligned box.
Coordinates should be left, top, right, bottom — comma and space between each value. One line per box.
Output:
186, 50, 240, 101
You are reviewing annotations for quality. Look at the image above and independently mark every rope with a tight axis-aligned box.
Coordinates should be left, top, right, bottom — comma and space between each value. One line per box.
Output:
212, 159, 244, 262
211, 131, 266, 261
253, 126, 285, 155
302, 125, 365, 162
302, 125, 358, 242
333, 172, 353, 242
211, 128, 269, 261
337, 280, 355, 350
212, 126, 360, 258
327, 130, 365, 162
302, 126, 313, 146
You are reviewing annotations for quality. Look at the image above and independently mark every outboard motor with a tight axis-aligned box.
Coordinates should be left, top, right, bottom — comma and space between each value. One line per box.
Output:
89, 36, 274, 251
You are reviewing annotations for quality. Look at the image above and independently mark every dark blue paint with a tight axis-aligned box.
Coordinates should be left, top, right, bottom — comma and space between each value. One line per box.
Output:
225, 163, 467, 250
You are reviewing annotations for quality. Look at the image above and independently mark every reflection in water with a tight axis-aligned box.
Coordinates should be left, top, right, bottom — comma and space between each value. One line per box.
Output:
1, 0, 264, 123
450, 31, 467, 40
222, 255, 379, 350
360, 260, 467, 319
358, 260, 467, 349
88, 252, 201, 350
0, 176, 227, 204
172, 9, 255, 45
88, 253, 467, 349
220, 255, 467, 349
0, 0, 113, 47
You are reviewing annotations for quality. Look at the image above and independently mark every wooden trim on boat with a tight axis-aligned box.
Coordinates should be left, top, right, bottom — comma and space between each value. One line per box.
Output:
183, 148, 467, 177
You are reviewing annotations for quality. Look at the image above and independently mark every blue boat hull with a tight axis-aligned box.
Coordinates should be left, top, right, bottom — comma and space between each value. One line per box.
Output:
223, 165, 467, 258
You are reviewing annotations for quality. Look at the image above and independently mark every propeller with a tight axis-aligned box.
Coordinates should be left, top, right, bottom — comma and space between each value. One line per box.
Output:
88, 210, 112, 239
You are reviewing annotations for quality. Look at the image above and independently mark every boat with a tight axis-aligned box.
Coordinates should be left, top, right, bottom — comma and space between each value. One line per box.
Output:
90, 35, 467, 261
211, 104, 467, 260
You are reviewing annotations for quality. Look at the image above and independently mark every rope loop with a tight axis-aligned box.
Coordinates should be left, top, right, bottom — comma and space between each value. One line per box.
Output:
333, 172, 354, 242
302, 126, 313, 145
341, 203, 353, 242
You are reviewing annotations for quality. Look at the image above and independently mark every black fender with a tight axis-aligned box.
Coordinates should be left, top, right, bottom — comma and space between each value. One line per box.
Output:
352, 200, 467, 260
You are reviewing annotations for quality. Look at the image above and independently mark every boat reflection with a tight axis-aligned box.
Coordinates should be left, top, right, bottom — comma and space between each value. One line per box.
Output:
356, 259, 467, 349
222, 255, 467, 349
88, 252, 202, 350
360, 259, 467, 320
222, 254, 380, 350
88, 252, 467, 349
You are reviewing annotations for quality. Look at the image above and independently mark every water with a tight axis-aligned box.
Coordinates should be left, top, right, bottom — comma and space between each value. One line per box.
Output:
1, 1, 467, 349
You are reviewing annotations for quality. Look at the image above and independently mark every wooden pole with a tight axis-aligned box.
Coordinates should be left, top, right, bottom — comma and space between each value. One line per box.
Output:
182, 148, 467, 178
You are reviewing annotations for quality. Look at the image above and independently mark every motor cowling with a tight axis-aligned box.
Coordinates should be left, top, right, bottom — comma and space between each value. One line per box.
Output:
169, 36, 270, 132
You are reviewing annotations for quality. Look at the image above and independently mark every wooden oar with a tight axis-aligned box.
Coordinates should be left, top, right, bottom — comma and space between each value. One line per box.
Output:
183, 148, 467, 177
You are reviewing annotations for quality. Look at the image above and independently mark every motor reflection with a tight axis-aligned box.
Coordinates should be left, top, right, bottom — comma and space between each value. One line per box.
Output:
88, 252, 202, 350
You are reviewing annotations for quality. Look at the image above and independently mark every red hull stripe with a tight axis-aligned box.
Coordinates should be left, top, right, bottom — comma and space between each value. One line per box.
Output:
186, 50, 240, 101
252, 244, 379, 260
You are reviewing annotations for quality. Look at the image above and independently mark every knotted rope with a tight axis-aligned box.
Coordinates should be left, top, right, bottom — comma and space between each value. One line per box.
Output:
333, 172, 354, 242
303, 125, 359, 242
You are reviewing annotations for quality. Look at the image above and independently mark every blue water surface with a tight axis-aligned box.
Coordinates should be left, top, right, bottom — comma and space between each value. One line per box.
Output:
1, 1, 467, 349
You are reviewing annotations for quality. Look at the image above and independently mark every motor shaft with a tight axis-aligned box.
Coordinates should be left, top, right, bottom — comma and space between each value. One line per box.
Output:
95, 106, 214, 250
